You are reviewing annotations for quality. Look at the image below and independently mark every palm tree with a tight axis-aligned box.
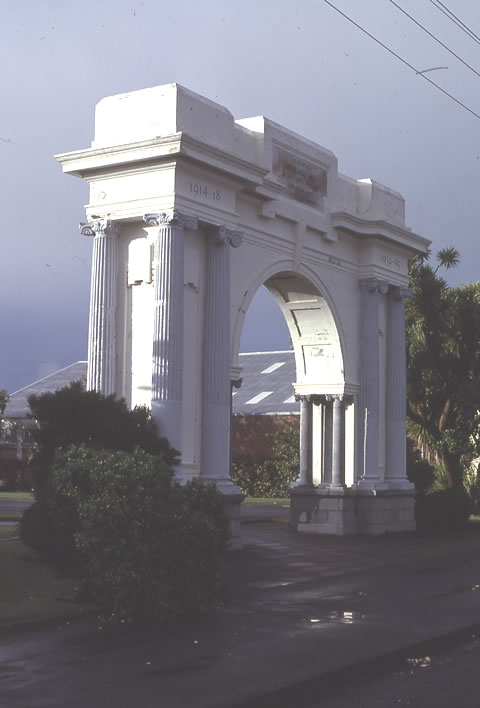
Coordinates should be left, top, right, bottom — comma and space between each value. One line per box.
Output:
406, 249, 480, 489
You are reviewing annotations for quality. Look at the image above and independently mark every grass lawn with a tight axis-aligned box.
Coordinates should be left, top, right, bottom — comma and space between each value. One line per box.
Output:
244, 497, 290, 505
0, 511, 24, 521
0, 538, 94, 630
0, 526, 18, 540
0, 492, 34, 501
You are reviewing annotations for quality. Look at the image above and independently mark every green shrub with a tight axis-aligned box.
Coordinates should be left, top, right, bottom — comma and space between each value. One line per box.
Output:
52, 445, 230, 621
21, 383, 178, 563
231, 420, 299, 497
415, 488, 473, 532
464, 462, 480, 515
232, 458, 297, 498
406, 439, 436, 497
28, 381, 178, 501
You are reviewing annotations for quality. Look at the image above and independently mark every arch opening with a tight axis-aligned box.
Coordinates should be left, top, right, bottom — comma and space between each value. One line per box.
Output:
233, 271, 355, 494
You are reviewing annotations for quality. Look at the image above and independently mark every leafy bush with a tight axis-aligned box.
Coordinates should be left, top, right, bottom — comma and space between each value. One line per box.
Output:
464, 462, 480, 515
231, 458, 296, 498
406, 439, 436, 497
415, 488, 473, 532
27, 382, 178, 501
50, 445, 230, 621
231, 420, 299, 498
20, 499, 77, 565
21, 383, 178, 563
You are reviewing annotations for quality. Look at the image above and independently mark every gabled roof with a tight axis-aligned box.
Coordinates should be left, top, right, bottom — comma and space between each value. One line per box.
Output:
3, 362, 87, 419
3, 352, 299, 420
232, 351, 298, 416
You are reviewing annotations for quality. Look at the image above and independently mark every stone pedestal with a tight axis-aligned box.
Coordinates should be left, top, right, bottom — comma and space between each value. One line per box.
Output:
290, 487, 415, 535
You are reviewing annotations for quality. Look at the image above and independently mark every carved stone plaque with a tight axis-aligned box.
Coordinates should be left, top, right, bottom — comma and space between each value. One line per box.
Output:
272, 146, 327, 208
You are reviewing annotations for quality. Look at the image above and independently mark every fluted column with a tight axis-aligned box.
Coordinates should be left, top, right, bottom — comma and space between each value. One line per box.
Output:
80, 220, 118, 395
293, 395, 313, 486
143, 211, 198, 455
201, 226, 242, 491
331, 395, 346, 488
357, 278, 388, 486
385, 286, 412, 488
323, 397, 333, 485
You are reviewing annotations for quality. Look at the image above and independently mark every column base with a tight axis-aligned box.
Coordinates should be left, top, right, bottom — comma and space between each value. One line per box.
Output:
200, 477, 244, 549
290, 487, 415, 535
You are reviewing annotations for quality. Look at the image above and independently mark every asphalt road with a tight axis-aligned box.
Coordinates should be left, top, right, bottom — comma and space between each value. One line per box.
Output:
307, 637, 480, 708
0, 500, 32, 514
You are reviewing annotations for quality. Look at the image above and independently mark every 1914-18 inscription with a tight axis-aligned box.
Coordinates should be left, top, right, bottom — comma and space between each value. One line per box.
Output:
272, 146, 327, 208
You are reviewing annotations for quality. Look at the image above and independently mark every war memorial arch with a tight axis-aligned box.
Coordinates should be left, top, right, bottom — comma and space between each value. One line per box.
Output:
56, 83, 429, 544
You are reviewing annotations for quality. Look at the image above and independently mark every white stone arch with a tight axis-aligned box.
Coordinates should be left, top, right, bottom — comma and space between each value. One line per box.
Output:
231, 260, 348, 390
56, 82, 430, 540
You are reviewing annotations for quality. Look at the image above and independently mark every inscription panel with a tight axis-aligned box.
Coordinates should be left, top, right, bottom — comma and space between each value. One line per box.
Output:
378, 251, 407, 275
272, 146, 327, 208
176, 170, 236, 214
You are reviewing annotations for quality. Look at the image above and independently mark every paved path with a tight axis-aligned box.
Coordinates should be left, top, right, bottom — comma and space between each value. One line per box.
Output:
1, 507, 480, 707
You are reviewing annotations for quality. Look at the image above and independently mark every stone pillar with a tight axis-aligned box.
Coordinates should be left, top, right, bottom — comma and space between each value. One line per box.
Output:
293, 395, 313, 486
331, 395, 346, 488
143, 211, 198, 455
385, 286, 412, 488
357, 278, 388, 487
80, 220, 118, 395
201, 226, 243, 493
322, 397, 333, 485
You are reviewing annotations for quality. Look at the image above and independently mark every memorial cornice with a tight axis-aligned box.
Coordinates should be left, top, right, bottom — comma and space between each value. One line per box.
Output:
55, 132, 269, 187
330, 212, 429, 254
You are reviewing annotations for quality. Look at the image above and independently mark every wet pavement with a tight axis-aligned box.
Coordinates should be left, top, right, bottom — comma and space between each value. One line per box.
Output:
1, 504, 480, 707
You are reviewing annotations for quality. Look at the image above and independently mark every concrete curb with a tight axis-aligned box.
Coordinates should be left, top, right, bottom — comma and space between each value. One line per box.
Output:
227, 623, 480, 708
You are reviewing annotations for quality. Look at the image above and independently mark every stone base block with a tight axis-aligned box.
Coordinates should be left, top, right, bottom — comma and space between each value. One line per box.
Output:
222, 492, 244, 549
290, 486, 415, 536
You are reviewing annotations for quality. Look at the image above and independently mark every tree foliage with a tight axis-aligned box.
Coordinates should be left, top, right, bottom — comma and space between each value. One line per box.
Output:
406, 248, 480, 491
27, 381, 178, 502
0, 389, 9, 417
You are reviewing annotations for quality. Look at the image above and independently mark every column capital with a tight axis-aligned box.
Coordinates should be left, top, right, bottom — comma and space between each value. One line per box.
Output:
207, 225, 243, 248
295, 393, 312, 403
388, 285, 413, 301
143, 211, 198, 230
80, 219, 118, 237
359, 277, 389, 295
324, 393, 353, 406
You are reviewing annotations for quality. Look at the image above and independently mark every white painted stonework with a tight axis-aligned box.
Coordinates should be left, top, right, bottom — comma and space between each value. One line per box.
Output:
56, 83, 429, 538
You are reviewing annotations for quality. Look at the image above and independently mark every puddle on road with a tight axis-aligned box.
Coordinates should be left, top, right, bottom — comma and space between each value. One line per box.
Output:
308, 610, 365, 625
255, 581, 295, 590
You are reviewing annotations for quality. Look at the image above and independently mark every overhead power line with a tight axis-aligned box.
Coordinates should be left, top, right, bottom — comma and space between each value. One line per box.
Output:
388, 0, 480, 80
322, 0, 480, 121
429, 0, 480, 46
